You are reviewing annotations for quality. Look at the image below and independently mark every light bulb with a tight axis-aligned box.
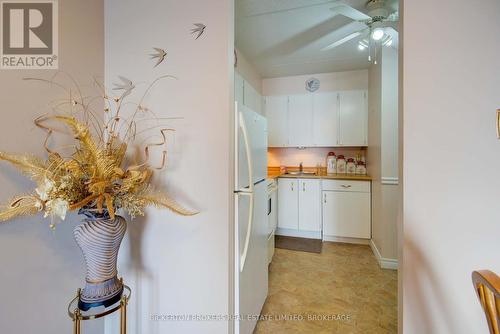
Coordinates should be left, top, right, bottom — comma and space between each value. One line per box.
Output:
358, 44, 366, 51
372, 28, 384, 41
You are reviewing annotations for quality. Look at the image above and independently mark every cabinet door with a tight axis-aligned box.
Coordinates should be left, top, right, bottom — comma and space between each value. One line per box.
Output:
288, 94, 313, 147
255, 94, 263, 115
322, 191, 371, 239
313, 92, 339, 146
235, 72, 244, 106
278, 179, 298, 230
243, 81, 257, 111
266, 96, 289, 147
339, 90, 367, 146
298, 179, 321, 232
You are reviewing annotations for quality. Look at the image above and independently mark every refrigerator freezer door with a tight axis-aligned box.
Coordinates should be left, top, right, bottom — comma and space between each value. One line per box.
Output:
237, 181, 269, 334
237, 103, 251, 190
239, 105, 268, 185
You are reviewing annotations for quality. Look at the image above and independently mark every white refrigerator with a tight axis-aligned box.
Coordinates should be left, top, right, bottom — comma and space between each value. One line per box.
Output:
234, 103, 268, 334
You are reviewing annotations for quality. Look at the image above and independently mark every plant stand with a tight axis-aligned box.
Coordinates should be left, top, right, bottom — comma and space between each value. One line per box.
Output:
67, 281, 131, 334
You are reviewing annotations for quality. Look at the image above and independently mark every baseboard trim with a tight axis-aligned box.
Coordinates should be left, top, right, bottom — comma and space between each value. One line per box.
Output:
275, 228, 322, 240
322, 235, 370, 245
370, 239, 398, 270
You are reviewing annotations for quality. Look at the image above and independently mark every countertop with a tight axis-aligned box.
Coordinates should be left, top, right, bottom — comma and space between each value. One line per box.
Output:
268, 168, 372, 181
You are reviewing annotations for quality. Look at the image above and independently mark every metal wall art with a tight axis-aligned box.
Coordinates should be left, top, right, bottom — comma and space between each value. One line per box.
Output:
191, 23, 206, 40
150, 48, 167, 68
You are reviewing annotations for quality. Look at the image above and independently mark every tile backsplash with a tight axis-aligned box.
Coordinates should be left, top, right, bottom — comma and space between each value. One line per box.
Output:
268, 147, 367, 168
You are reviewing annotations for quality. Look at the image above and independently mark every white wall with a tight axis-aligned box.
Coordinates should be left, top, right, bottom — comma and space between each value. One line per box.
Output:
381, 48, 399, 180
268, 147, 365, 168
0, 1, 104, 333
105, 1, 233, 334
263, 69, 368, 96
368, 47, 399, 263
402, 0, 500, 333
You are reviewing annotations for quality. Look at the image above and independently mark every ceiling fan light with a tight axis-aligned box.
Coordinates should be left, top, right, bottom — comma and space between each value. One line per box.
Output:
372, 28, 384, 41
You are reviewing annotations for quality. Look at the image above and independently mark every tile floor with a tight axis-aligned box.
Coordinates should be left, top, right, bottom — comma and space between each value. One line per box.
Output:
254, 242, 397, 334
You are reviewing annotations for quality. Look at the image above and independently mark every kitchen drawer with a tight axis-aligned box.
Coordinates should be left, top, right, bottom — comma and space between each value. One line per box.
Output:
322, 179, 370, 193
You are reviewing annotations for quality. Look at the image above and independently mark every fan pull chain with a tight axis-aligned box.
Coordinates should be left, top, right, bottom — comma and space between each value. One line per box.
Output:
368, 31, 372, 62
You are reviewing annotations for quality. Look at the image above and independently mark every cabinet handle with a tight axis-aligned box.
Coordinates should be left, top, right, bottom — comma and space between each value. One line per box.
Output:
497, 109, 500, 138
324, 193, 327, 203
341, 185, 352, 188
291, 183, 294, 191
303, 182, 306, 192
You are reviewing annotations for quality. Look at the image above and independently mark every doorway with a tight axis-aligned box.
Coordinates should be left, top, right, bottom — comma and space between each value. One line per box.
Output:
233, 0, 401, 333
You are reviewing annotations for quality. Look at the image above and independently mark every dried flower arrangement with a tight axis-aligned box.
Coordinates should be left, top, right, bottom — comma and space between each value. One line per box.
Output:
0, 73, 196, 228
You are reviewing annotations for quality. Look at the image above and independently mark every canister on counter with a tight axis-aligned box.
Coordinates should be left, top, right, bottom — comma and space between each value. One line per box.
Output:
346, 158, 356, 175
326, 152, 336, 174
356, 161, 367, 175
336, 155, 346, 174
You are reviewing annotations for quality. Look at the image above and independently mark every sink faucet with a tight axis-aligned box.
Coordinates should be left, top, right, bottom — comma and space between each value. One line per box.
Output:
299, 162, 303, 173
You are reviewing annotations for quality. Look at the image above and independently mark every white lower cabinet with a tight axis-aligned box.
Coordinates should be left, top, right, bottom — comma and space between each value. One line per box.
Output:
298, 179, 321, 232
278, 178, 371, 241
277, 178, 299, 230
277, 178, 321, 238
322, 180, 371, 240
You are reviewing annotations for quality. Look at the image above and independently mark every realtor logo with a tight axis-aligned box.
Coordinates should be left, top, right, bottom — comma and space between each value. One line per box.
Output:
1, 1, 58, 69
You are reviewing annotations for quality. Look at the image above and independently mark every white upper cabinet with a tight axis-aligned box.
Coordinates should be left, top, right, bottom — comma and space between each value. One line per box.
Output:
288, 94, 313, 147
243, 81, 257, 111
339, 90, 368, 146
235, 71, 263, 114
266, 90, 368, 148
243, 81, 263, 114
265, 96, 289, 147
313, 92, 339, 147
235, 72, 244, 106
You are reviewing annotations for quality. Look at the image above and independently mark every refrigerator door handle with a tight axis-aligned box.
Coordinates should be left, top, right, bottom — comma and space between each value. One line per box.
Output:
236, 191, 254, 272
238, 109, 255, 272
239, 110, 254, 193
234, 102, 240, 191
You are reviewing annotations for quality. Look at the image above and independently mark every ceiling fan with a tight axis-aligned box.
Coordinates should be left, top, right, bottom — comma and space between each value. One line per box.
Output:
322, 0, 399, 62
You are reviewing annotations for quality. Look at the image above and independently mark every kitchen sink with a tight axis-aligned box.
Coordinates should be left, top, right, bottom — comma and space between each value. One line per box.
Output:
285, 171, 317, 176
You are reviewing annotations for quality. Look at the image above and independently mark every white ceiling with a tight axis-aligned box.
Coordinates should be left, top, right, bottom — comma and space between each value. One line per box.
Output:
236, 0, 399, 78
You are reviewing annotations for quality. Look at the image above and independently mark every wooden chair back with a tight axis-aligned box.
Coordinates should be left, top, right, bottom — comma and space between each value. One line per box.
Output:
472, 270, 500, 334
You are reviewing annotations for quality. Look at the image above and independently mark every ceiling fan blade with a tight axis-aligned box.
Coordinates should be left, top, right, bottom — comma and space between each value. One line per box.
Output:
321, 27, 367, 51
239, 0, 338, 18
330, 3, 371, 21
384, 11, 399, 22
385, 26, 399, 36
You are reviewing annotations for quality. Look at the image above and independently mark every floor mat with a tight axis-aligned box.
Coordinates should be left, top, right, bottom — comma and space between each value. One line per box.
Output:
275, 235, 322, 253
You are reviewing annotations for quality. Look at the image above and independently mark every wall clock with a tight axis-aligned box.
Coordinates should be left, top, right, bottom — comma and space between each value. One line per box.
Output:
306, 78, 320, 92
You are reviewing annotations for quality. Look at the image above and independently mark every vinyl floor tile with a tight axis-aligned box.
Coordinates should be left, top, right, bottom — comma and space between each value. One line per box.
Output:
254, 242, 397, 334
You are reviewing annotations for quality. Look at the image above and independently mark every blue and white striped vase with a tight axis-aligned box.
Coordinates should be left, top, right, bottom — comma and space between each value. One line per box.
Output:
73, 212, 127, 311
